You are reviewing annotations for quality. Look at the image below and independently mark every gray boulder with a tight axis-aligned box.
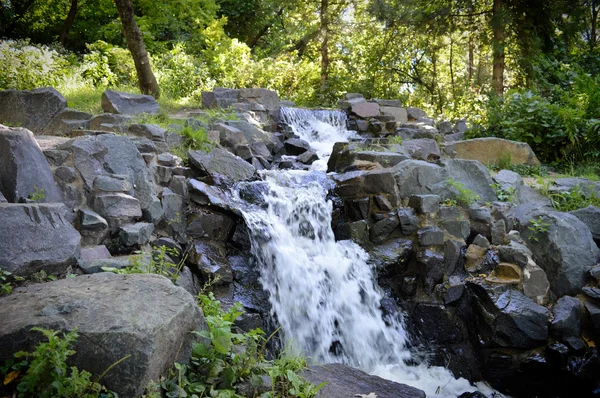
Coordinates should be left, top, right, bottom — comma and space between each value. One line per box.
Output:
0, 273, 205, 397
0, 87, 67, 133
301, 363, 425, 398
0, 203, 80, 276
189, 240, 233, 283
0, 126, 63, 203
189, 148, 255, 186
570, 205, 600, 242
77, 207, 109, 246
550, 296, 582, 341
101, 90, 159, 115
44, 108, 92, 136
515, 206, 599, 296
92, 193, 142, 228
119, 222, 154, 246
444, 159, 497, 203
392, 159, 448, 197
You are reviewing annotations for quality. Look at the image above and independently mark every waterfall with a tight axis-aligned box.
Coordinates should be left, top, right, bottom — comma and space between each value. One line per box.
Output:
279, 107, 358, 171
240, 108, 480, 397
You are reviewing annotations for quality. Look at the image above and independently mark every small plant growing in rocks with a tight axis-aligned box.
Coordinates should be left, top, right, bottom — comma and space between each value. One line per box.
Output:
527, 216, 550, 242
445, 178, 481, 207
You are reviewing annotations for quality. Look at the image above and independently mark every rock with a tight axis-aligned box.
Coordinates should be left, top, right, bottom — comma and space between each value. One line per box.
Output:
444, 138, 540, 166
202, 88, 239, 109
444, 159, 497, 203
406, 107, 429, 121
78, 253, 151, 274
397, 208, 420, 234
380, 106, 408, 123
188, 148, 255, 186
119, 222, 154, 246
334, 220, 369, 246
550, 296, 582, 340
591, 265, 600, 282
88, 113, 133, 133
444, 239, 465, 275
515, 207, 599, 296
297, 150, 319, 164
373, 99, 402, 107
187, 211, 236, 241
468, 207, 493, 239
491, 219, 507, 245
409, 194, 440, 214
189, 241, 233, 284
522, 261, 550, 304
79, 245, 111, 262
465, 244, 488, 272
93, 174, 132, 193
351, 102, 380, 118
0, 88, 67, 133
0, 273, 205, 397
70, 134, 155, 210
469, 283, 551, 348
413, 303, 467, 344
418, 226, 444, 246
161, 189, 186, 243
129, 123, 167, 141
176, 266, 202, 297
486, 262, 521, 284
584, 301, 600, 338
473, 234, 490, 249
392, 159, 448, 197
44, 108, 92, 136
370, 239, 413, 276
0, 126, 63, 203
400, 138, 441, 162
0, 203, 81, 276
494, 169, 523, 194
369, 214, 399, 243
77, 208, 109, 245
417, 249, 445, 292
216, 123, 247, 148
570, 206, 600, 242
101, 90, 159, 115
188, 179, 236, 213
284, 138, 311, 155
92, 193, 142, 229
301, 363, 425, 398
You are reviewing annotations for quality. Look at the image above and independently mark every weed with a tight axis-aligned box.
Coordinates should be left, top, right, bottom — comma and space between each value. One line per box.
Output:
547, 186, 600, 212
527, 216, 550, 242
387, 136, 403, 145
445, 179, 481, 207
1, 327, 118, 398
101, 245, 185, 284
28, 185, 45, 202
492, 183, 515, 202
30, 270, 57, 284
0, 268, 24, 295
497, 152, 513, 170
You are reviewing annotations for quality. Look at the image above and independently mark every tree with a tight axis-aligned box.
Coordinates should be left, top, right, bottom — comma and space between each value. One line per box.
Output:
113, 0, 159, 97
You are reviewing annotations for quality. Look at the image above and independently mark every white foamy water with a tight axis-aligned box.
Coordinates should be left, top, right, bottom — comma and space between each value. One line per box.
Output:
239, 108, 482, 396
279, 107, 358, 171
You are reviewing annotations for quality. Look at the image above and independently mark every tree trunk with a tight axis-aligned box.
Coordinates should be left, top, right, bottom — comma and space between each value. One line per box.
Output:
114, 0, 160, 98
449, 35, 455, 101
59, 0, 78, 46
592, 0, 599, 51
492, 0, 505, 96
320, 0, 330, 92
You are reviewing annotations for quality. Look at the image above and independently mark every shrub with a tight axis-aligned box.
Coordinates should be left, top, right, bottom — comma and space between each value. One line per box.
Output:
81, 40, 137, 87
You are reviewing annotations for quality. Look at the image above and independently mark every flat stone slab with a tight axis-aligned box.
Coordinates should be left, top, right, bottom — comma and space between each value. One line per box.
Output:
445, 137, 540, 166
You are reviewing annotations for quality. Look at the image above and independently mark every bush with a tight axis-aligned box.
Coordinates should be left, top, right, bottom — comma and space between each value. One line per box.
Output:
0, 40, 71, 90
81, 40, 137, 87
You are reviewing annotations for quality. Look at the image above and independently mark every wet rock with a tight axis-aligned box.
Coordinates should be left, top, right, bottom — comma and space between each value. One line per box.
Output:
344, 197, 370, 221
418, 226, 444, 246
591, 265, 600, 282
0, 126, 63, 203
101, 90, 159, 115
470, 283, 551, 348
370, 239, 413, 276
187, 211, 235, 241
515, 207, 599, 296
161, 189, 186, 243
119, 222, 154, 246
189, 241, 233, 284
468, 207, 493, 239
444, 137, 540, 166
334, 220, 369, 246
550, 296, 582, 341
497, 241, 530, 267
0, 273, 205, 397
284, 138, 311, 155
297, 150, 319, 164
397, 208, 419, 234
585, 301, 600, 338
417, 249, 445, 292
0, 203, 80, 276
413, 303, 467, 344
301, 363, 425, 398
369, 213, 399, 243
522, 261, 550, 304
188, 179, 235, 213
0, 88, 67, 133
444, 239, 465, 275
189, 148, 255, 186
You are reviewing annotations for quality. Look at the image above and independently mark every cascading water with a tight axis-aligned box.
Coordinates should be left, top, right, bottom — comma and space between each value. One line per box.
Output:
241, 108, 481, 397
279, 107, 358, 171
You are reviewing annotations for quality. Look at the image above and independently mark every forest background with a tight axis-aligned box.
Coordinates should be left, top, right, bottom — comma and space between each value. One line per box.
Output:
2, 0, 600, 167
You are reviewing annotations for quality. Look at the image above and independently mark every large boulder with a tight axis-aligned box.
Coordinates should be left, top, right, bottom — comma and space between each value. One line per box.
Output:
514, 206, 599, 296
188, 148, 255, 186
301, 363, 425, 398
0, 88, 67, 133
570, 205, 600, 242
444, 159, 497, 203
0, 203, 80, 276
444, 138, 540, 166
392, 159, 448, 197
0, 273, 205, 397
0, 126, 63, 203
101, 90, 159, 115
68, 134, 155, 210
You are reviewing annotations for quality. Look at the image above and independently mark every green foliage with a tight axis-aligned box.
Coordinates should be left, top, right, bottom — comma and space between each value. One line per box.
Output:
527, 216, 550, 242
387, 136, 404, 145
445, 178, 481, 207
0, 268, 24, 296
28, 186, 45, 202
547, 187, 600, 212
158, 292, 322, 398
101, 245, 184, 284
81, 41, 136, 87
2, 327, 115, 398
30, 270, 57, 284
491, 183, 515, 202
